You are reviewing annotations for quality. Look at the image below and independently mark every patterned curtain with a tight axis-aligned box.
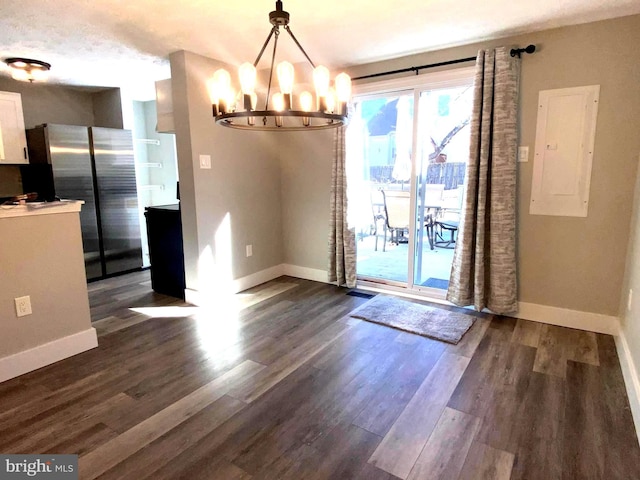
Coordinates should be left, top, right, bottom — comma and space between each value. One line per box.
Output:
447, 47, 519, 314
328, 126, 357, 288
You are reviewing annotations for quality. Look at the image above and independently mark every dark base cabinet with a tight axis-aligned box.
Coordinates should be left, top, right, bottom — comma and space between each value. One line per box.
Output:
145, 204, 185, 299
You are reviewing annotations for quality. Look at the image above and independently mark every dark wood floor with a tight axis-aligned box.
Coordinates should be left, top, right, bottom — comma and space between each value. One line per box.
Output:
1, 270, 639, 479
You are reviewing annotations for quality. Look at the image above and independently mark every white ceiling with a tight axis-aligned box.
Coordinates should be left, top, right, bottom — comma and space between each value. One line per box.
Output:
0, 0, 638, 99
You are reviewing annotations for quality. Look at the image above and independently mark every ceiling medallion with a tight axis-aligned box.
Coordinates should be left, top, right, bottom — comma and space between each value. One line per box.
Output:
4, 57, 51, 82
207, 0, 351, 132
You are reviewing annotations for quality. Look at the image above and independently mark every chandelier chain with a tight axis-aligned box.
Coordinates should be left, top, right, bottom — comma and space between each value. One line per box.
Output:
264, 27, 280, 115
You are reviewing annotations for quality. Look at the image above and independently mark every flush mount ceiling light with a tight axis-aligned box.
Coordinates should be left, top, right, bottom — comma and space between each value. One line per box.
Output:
208, 0, 351, 131
4, 57, 51, 82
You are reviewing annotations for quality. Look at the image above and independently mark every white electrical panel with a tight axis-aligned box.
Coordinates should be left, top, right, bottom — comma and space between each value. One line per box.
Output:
529, 85, 600, 217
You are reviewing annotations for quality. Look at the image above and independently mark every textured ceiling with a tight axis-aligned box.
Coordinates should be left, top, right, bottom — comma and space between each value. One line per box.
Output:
0, 0, 638, 99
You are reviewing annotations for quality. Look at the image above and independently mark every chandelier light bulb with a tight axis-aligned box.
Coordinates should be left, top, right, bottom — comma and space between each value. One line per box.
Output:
238, 62, 257, 95
326, 88, 336, 114
210, 1, 349, 131
213, 69, 231, 89
335, 73, 352, 103
272, 92, 285, 112
313, 65, 330, 97
277, 61, 295, 95
273, 92, 285, 127
207, 78, 219, 104
300, 91, 313, 126
212, 69, 232, 113
299, 91, 313, 112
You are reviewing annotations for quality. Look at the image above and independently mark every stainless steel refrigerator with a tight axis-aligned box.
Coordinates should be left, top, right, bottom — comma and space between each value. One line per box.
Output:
26, 124, 142, 280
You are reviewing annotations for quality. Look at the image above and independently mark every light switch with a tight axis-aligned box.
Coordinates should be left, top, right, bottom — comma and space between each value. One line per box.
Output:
199, 154, 211, 169
518, 146, 529, 162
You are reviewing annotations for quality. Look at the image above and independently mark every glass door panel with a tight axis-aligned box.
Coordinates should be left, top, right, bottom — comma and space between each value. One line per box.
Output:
413, 85, 473, 290
353, 92, 414, 284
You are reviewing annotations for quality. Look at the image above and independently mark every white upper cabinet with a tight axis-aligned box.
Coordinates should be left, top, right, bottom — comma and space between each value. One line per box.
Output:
0, 91, 29, 164
155, 79, 175, 134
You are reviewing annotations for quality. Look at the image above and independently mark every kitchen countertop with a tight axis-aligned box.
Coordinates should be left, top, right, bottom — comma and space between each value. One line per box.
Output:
0, 200, 84, 219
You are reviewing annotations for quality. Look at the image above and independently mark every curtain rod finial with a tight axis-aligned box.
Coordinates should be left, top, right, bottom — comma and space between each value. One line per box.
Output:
510, 44, 536, 58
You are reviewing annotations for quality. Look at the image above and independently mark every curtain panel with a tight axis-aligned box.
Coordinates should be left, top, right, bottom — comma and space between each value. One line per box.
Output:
447, 47, 519, 314
328, 126, 357, 288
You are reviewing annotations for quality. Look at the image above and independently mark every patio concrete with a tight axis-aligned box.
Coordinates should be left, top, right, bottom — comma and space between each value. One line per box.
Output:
356, 231, 455, 287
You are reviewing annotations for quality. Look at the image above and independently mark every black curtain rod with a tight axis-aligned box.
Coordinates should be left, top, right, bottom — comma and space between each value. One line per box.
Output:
352, 44, 536, 82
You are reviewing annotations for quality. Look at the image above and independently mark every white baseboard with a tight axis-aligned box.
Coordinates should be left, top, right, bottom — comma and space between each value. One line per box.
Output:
184, 264, 330, 305
231, 264, 285, 293
357, 283, 619, 335
0, 328, 98, 383
516, 302, 620, 335
185, 264, 287, 306
282, 265, 328, 283
615, 331, 640, 443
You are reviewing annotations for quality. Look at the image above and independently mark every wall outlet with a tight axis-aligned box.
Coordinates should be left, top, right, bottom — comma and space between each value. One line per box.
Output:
199, 154, 211, 169
15, 296, 32, 317
518, 146, 529, 162
246, 245, 253, 257
628, 289, 633, 311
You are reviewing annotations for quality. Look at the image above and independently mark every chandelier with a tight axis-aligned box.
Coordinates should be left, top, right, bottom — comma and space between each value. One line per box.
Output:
207, 1, 351, 131
4, 57, 51, 82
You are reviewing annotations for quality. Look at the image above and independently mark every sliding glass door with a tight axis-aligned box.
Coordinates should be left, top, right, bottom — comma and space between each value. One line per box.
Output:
351, 91, 414, 285
351, 69, 474, 295
413, 84, 473, 290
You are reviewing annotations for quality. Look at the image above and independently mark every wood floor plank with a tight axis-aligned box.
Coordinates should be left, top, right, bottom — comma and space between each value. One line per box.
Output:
44, 422, 118, 456
532, 324, 567, 377
234, 281, 299, 310
406, 406, 481, 480
353, 337, 446, 436
510, 372, 565, 480
474, 343, 537, 453
78, 360, 264, 480
228, 321, 350, 403
290, 424, 383, 480
232, 339, 411, 474
0, 382, 51, 413
563, 361, 607, 479
511, 318, 541, 347
146, 362, 324, 480
4, 392, 137, 454
447, 328, 514, 417
457, 441, 514, 480
534, 325, 599, 378
2, 272, 639, 479
368, 352, 470, 479
596, 334, 640, 477
566, 329, 599, 366
169, 456, 252, 480
447, 316, 491, 358
97, 395, 246, 480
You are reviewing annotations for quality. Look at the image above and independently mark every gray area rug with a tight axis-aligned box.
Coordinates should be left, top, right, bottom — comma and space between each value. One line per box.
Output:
350, 295, 475, 344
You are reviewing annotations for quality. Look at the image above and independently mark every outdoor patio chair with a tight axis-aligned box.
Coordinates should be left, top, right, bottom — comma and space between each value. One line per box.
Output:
370, 188, 387, 251
434, 186, 464, 249
382, 189, 410, 245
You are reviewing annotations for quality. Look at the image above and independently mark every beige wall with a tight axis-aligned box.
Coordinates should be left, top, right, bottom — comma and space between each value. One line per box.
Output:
0, 78, 96, 128
280, 130, 334, 270
169, 51, 283, 294
0, 212, 92, 357
0, 79, 124, 130
620, 160, 640, 374
92, 88, 124, 129
280, 14, 640, 316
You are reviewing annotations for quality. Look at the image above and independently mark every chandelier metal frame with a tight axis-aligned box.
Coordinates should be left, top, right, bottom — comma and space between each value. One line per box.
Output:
212, 0, 349, 131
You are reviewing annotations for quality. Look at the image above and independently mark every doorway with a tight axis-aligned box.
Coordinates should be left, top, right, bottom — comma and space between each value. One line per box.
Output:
351, 68, 474, 295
